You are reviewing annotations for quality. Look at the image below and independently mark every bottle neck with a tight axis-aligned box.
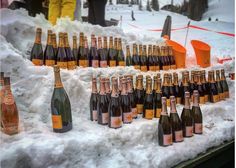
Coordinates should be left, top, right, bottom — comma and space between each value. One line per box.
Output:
100, 81, 106, 95
184, 96, 190, 109
170, 99, 177, 113
162, 76, 169, 86
91, 38, 96, 48
161, 101, 168, 115
58, 35, 64, 48
173, 75, 178, 85
105, 81, 111, 93
146, 82, 152, 94
126, 47, 131, 57
139, 46, 142, 56
92, 80, 97, 93
121, 82, 127, 95
52, 35, 57, 48
221, 70, 226, 80
54, 71, 63, 88
109, 38, 113, 49
127, 80, 133, 93
79, 35, 84, 47
148, 46, 152, 56
35, 32, 42, 44
136, 78, 143, 90
111, 81, 119, 97
133, 45, 137, 55
98, 38, 102, 49
193, 94, 199, 107
216, 72, 220, 82
64, 35, 70, 48
104, 39, 108, 48
73, 37, 77, 49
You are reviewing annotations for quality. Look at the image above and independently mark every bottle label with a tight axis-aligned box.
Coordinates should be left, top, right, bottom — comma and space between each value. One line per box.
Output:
109, 60, 116, 67
163, 134, 172, 146
4, 94, 15, 105
45, 60, 55, 66
155, 108, 161, 118
110, 116, 122, 128
194, 123, 202, 134
102, 112, 109, 124
100, 61, 108, 68
176, 97, 181, 104
92, 60, 99, 68
79, 60, 88, 67
204, 95, 209, 102
123, 112, 133, 123
224, 91, 229, 98
145, 109, 154, 119
57, 61, 68, 69
52, 115, 62, 129
140, 66, 147, 72
166, 99, 170, 107
134, 65, 140, 69
185, 126, 193, 137
137, 104, 143, 114
67, 61, 76, 70
155, 66, 160, 71
175, 130, 183, 142
200, 96, 205, 104
132, 108, 137, 118
32, 59, 43, 66
163, 65, 170, 71
92, 110, 97, 121
170, 65, 176, 70
118, 61, 125, 66
219, 93, 224, 100
149, 66, 155, 71
213, 95, 219, 103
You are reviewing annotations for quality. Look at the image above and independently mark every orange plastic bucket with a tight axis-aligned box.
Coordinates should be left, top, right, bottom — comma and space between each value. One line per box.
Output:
191, 40, 211, 68
166, 40, 186, 68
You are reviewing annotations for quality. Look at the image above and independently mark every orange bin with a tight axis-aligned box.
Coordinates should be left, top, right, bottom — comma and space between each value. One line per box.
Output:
166, 40, 186, 68
191, 40, 211, 68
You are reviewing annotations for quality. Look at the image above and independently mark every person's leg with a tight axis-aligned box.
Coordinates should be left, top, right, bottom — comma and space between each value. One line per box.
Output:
61, 0, 76, 21
88, 0, 96, 24
48, 0, 61, 25
93, 0, 107, 26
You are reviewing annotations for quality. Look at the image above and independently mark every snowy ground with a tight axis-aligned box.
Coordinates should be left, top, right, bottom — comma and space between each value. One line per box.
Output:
0, 1, 235, 167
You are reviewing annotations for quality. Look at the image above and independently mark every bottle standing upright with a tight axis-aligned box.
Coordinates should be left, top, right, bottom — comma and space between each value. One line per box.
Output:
1, 76, 19, 135
31, 28, 44, 66
51, 65, 72, 133
143, 78, 154, 120
90, 77, 98, 121
126, 45, 132, 66
192, 90, 203, 134
158, 97, 172, 147
44, 30, 55, 66
220, 69, 229, 98
56, 32, 68, 69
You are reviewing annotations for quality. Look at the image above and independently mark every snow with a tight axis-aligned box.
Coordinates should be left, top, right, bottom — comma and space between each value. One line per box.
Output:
0, 1, 235, 167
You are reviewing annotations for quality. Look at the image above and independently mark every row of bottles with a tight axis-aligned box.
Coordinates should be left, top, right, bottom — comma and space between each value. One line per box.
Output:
30, 28, 176, 71
0, 72, 19, 135
158, 91, 202, 146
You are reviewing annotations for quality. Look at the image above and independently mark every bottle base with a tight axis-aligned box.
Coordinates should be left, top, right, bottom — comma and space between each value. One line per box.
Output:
53, 123, 72, 133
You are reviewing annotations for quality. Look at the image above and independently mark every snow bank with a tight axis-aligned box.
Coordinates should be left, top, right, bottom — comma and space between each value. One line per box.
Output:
0, 9, 235, 168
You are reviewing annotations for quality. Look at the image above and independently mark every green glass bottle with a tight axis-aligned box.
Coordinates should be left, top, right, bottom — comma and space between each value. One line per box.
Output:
31, 28, 44, 66
51, 65, 72, 133
126, 45, 132, 66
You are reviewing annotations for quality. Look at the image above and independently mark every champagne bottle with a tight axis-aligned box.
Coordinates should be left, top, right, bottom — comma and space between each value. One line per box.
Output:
192, 90, 203, 134
1, 76, 19, 135
169, 74, 175, 97
168, 46, 176, 69
78, 32, 84, 60
201, 70, 209, 102
135, 75, 144, 114
98, 37, 108, 68
117, 38, 125, 66
173, 73, 181, 104
57, 32, 68, 69
220, 69, 229, 98
105, 77, 111, 102
78, 33, 84, 66
90, 77, 98, 121
127, 77, 137, 119
155, 46, 161, 71
51, 66, 72, 132
72, 35, 78, 66
208, 71, 219, 103
52, 33, 58, 60
103, 36, 109, 63
195, 72, 205, 104
162, 46, 170, 70
181, 92, 193, 137
189, 71, 196, 100
170, 96, 183, 142
148, 45, 155, 71
64, 33, 76, 70
108, 36, 117, 67
180, 73, 190, 104
82, 36, 90, 67
152, 45, 157, 71
158, 97, 172, 146
97, 78, 109, 125
132, 43, 140, 69
215, 70, 224, 100
31, 28, 44, 66
162, 74, 170, 106
154, 78, 162, 118
126, 45, 132, 66
140, 45, 148, 72
114, 37, 118, 60
91, 36, 99, 68
143, 78, 154, 119
159, 46, 164, 70
44, 30, 56, 66
108, 77, 122, 128
120, 78, 132, 124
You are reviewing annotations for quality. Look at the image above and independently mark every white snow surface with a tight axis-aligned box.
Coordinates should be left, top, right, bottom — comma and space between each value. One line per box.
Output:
0, 5, 235, 168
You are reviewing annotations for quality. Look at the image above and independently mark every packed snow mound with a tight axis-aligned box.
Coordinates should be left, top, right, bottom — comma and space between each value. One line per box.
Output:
0, 9, 235, 168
